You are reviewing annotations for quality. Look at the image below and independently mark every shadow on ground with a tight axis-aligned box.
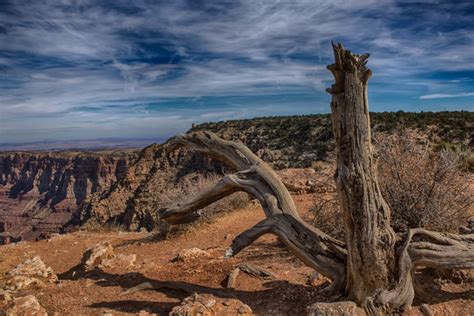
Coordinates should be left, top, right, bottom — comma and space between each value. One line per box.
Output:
59, 266, 329, 315
58, 260, 473, 315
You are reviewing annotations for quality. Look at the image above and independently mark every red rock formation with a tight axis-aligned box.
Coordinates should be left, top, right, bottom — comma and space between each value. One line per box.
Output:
0, 152, 135, 244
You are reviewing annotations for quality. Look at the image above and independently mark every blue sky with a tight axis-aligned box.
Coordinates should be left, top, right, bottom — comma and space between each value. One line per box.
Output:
0, 0, 473, 143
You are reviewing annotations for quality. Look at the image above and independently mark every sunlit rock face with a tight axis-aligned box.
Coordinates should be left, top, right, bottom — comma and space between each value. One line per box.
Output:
0, 152, 134, 244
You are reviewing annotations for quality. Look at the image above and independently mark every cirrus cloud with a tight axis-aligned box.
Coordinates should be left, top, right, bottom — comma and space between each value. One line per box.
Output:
0, 0, 473, 143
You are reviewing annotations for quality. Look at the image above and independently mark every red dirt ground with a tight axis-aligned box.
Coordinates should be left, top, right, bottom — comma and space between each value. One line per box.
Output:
0, 194, 472, 315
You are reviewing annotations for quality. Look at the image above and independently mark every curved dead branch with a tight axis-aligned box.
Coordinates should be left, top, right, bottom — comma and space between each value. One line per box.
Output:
159, 131, 474, 305
408, 229, 474, 269
160, 131, 347, 293
366, 228, 474, 314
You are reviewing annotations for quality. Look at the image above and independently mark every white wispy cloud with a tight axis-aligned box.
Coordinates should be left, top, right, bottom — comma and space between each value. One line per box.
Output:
0, 0, 473, 142
419, 92, 474, 99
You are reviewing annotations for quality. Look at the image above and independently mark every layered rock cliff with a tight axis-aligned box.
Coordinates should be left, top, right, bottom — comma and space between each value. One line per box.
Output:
83, 145, 224, 231
0, 151, 136, 244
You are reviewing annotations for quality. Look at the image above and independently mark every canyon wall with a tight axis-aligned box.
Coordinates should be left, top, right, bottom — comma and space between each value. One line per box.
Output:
0, 151, 135, 244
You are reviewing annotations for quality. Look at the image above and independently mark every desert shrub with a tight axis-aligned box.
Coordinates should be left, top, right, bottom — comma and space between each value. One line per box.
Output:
433, 141, 460, 153
377, 132, 472, 232
464, 152, 474, 173
310, 194, 344, 240
310, 132, 472, 237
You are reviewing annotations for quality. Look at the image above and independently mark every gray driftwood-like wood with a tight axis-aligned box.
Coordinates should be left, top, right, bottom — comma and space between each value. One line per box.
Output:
226, 263, 275, 288
226, 268, 240, 289
327, 43, 473, 313
238, 263, 275, 279
160, 43, 474, 314
327, 43, 400, 309
160, 131, 347, 293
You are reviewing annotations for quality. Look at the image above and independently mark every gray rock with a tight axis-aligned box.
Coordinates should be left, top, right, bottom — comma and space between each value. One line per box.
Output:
307, 301, 359, 316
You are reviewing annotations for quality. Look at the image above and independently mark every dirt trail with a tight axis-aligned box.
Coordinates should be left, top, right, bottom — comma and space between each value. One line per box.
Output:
0, 194, 472, 315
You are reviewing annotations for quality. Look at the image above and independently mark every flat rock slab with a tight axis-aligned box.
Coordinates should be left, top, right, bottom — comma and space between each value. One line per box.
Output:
6, 295, 47, 316
170, 293, 253, 316
80, 242, 115, 271
307, 301, 363, 316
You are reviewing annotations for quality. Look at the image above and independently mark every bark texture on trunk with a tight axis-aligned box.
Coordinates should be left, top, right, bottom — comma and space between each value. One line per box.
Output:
327, 43, 398, 307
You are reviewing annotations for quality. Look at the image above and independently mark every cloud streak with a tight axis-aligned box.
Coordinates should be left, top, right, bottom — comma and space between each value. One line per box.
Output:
419, 92, 474, 99
0, 0, 473, 142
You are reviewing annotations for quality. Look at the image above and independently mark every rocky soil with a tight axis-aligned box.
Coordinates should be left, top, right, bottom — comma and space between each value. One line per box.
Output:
0, 194, 472, 315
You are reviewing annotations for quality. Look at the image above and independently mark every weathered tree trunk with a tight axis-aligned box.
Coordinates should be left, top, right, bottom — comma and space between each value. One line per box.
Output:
159, 43, 474, 315
326, 43, 400, 307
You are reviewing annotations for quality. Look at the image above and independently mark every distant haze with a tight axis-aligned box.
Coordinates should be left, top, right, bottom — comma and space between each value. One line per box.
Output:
0, 137, 166, 151
0, 1, 473, 143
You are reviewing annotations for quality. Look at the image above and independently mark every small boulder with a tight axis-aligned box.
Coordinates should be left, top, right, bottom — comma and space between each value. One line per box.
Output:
6, 256, 57, 291
170, 293, 252, 316
307, 301, 359, 316
6, 295, 47, 316
308, 271, 321, 286
101, 254, 137, 269
0, 290, 12, 302
80, 242, 115, 271
0, 290, 12, 313
9, 256, 57, 282
171, 248, 211, 263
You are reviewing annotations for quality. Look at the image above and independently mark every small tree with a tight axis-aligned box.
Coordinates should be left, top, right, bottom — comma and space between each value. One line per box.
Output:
160, 43, 473, 314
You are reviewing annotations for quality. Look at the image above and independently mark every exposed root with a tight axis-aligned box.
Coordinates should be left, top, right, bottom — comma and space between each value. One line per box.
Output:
408, 229, 474, 270
365, 228, 474, 313
120, 282, 155, 295
420, 304, 434, 316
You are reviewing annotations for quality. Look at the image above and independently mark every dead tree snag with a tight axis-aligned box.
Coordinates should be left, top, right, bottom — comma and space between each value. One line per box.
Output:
160, 43, 474, 314
327, 42, 398, 307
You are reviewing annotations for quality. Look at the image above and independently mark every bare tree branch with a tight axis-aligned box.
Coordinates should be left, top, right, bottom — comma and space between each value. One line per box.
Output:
160, 131, 347, 293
